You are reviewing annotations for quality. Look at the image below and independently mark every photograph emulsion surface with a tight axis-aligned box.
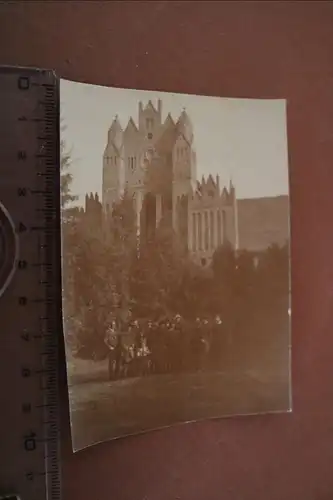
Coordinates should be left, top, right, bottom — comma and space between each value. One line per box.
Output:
61, 81, 291, 451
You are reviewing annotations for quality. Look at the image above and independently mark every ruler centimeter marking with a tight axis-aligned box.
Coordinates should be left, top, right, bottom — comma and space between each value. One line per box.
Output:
0, 67, 61, 500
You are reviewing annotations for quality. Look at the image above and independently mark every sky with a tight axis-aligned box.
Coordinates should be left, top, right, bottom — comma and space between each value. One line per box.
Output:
60, 79, 289, 205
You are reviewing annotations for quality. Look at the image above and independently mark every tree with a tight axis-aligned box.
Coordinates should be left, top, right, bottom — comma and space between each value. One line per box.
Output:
60, 122, 78, 212
69, 193, 138, 360
212, 241, 236, 282
233, 249, 257, 308
256, 242, 289, 302
68, 226, 115, 360
210, 242, 237, 315
129, 222, 195, 320
61, 123, 81, 353
107, 192, 138, 326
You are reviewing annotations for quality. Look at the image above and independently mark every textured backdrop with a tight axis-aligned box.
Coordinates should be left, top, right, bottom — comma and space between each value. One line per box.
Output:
1, 2, 333, 499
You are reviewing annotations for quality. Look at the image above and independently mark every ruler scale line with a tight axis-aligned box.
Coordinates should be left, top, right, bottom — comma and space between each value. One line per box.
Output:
0, 67, 61, 500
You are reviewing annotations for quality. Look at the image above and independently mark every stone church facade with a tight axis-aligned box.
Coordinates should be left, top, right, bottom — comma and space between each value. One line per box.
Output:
88, 100, 238, 266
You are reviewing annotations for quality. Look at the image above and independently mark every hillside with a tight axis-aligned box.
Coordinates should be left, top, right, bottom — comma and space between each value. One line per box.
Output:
237, 195, 289, 251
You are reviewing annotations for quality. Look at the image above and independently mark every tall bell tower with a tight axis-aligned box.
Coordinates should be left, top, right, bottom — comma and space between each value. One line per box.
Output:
102, 115, 124, 213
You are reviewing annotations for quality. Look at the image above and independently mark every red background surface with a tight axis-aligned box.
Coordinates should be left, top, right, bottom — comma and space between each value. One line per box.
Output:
1, 2, 333, 499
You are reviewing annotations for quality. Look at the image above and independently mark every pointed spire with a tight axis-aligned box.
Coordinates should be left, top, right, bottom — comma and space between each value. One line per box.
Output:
125, 116, 138, 133
222, 187, 228, 201
108, 114, 123, 150
145, 99, 157, 112
164, 112, 175, 127
216, 174, 220, 195
109, 114, 121, 129
229, 178, 236, 204
177, 107, 193, 144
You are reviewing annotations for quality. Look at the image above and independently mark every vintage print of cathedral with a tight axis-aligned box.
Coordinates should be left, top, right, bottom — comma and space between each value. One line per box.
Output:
62, 80, 290, 450
88, 99, 238, 266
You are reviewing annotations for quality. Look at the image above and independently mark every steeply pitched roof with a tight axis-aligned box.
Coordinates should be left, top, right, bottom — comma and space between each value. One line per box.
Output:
176, 109, 193, 144
107, 115, 123, 152
177, 109, 192, 127
164, 112, 175, 127
105, 142, 121, 157
108, 115, 122, 136
145, 100, 158, 113
206, 174, 216, 189
124, 117, 139, 134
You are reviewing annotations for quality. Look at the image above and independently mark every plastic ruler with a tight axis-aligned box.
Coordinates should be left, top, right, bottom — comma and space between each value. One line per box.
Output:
0, 67, 61, 500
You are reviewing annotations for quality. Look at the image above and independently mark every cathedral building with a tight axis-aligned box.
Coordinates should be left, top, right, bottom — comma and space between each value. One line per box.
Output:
95, 100, 238, 266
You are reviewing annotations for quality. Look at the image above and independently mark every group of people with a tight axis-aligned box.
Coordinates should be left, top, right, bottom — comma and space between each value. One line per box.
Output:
104, 314, 228, 380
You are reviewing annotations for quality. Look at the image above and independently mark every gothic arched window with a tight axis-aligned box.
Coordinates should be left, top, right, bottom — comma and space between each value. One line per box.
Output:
204, 211, 209, 250
217, 210, 222, 246
222, 210, 227, 243
128, 157, 136, 171
210, 210, 214, 249
192, 213, 197, 252
146, 118, 154, 130
198, 212, 202, 251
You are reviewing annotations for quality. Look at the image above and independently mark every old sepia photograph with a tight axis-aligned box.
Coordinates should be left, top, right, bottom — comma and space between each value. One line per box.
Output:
61, 79, 291, 451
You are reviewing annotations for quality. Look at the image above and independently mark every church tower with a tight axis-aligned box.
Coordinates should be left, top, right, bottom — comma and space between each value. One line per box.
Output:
138, 99, 162, 141
229, 178, 239, 250
172, 109, 197, 235
99, 100, 238, 264
102, 116, 124, 213
123, 100, 164, 238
